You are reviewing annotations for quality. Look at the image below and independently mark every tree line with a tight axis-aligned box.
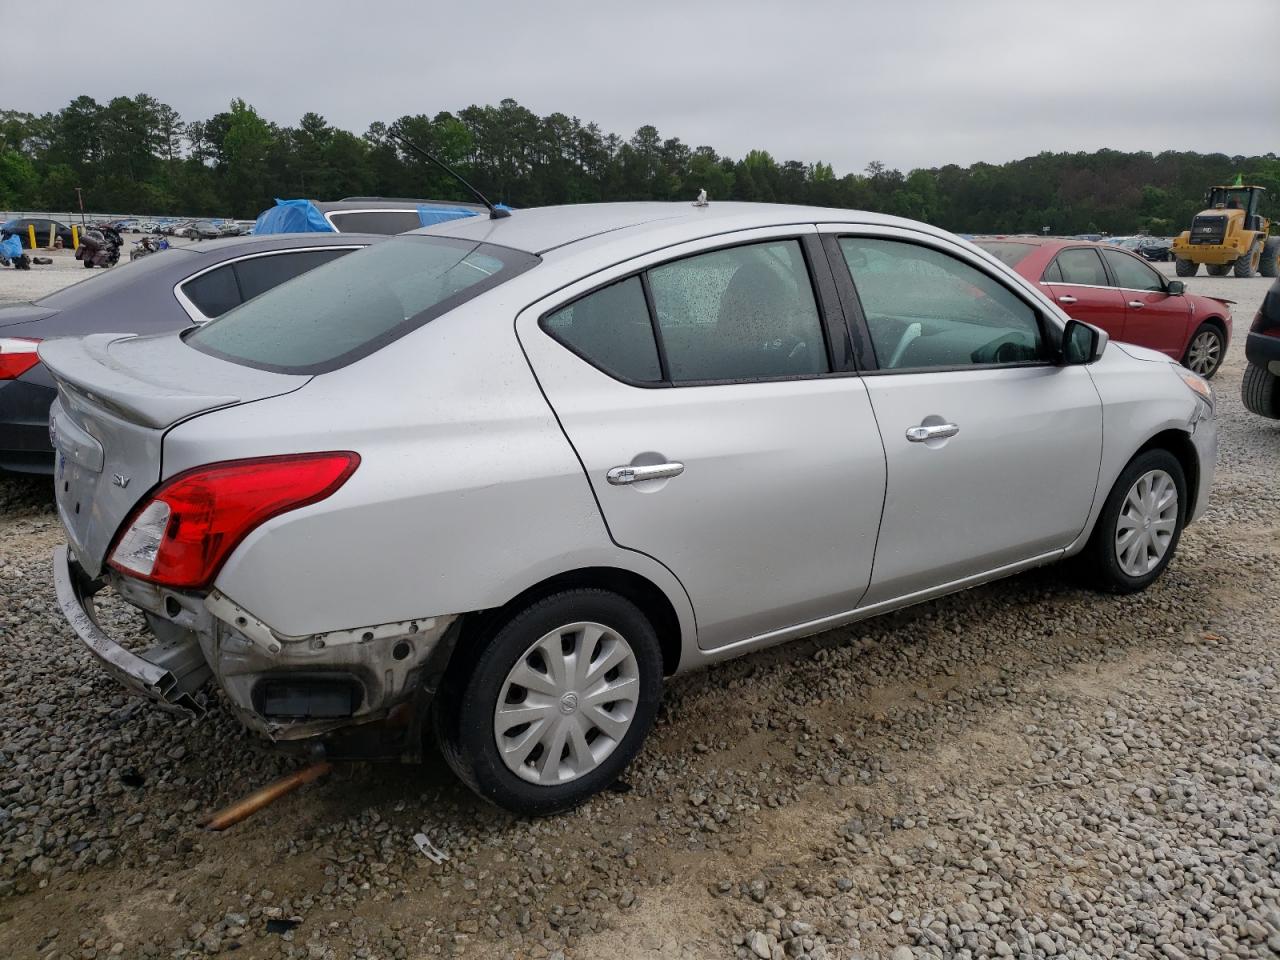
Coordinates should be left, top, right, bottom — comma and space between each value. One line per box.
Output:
1, 94, 1277, 236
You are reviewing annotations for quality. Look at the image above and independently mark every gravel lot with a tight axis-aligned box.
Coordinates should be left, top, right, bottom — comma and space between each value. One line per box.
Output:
0, 258, 1276, 960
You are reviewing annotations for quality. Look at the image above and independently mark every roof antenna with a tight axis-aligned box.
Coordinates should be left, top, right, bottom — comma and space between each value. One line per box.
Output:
388, 130, 510, 220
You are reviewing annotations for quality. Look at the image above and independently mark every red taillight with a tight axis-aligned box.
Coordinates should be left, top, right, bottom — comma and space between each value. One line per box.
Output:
108, 452, 360, 589
0, 338, 42, 380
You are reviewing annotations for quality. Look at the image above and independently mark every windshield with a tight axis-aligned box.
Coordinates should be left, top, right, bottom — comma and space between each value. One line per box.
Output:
972, 241, 1035, 267
187, 235, 538, 374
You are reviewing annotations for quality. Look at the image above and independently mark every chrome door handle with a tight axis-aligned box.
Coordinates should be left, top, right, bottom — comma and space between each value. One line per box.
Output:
607, 462, 685, 485
1057, 295, 1077, 304
1128, 301, 1145, 308
906, 423, 959, 443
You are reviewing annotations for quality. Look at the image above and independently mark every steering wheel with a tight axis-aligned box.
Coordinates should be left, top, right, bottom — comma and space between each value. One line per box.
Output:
887, 322, 922, 369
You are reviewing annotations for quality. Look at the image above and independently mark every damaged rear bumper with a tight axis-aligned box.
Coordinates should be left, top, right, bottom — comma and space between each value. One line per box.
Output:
52, 545, 459, 748
52, 544, 210, 714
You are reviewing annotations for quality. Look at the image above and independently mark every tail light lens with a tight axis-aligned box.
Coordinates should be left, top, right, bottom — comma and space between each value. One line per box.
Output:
108, 452, 360, 589
0, 338, 42, 380
1251, 307, 1279, 337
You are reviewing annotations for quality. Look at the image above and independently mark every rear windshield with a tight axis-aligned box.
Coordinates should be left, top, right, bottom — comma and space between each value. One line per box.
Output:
186, 235, 538, 374
973, 241, 1036, 267
326, 210, 425, 234
36, 247, 198, 309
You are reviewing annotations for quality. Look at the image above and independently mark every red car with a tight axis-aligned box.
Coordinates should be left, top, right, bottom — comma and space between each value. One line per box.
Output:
975, 238, 1233, 378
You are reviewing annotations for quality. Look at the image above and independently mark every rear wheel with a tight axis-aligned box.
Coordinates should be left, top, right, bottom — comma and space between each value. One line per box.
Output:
1233, 244, 1258, 278
1080, 449, 1186, 594
1206, 262, 1231, 277
1175, 258, 1199, 277
1242, 362, 1280, 419
1182, 323, 1225, 379
1260, 237, 1280, 279
433, 589, 664, 815
82, 259, 93, 269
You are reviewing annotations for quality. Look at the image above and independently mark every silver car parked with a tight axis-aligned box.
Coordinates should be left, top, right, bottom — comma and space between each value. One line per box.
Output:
42, 202, 1217, 814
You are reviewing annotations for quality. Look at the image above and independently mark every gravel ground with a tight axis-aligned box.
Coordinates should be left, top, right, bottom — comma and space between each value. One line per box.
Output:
0, 262, 1276, 960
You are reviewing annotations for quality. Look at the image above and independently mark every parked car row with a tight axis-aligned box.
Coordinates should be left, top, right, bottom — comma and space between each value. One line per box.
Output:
1106, 235, 1175, 262
28, 201, 1218, 815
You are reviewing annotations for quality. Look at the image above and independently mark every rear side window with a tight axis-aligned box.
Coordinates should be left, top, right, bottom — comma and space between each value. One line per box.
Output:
182, 265, 240, 318
1053, 248, 1108, 286
649, 240, 828, 381
326, 210, 424, 234
235, 249, 351, 301
188, 236, 538, 373
1101, 249, 1164, 292
543, 277, 661, 382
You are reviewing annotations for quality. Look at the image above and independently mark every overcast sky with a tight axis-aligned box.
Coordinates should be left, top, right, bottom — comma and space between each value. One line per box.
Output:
8, 0, 1279, 174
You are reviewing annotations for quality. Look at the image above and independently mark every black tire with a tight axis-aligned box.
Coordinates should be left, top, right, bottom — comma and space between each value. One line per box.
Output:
82, 259, 93, 268
1242, 362, 1280, 419
1080, 448, 1187, 594
1175, 258, 1198, 277
1234, 245, 1258, 278
1206, 262, 1231, 277
433, 589, 664, 816
1181, 322, 1226, 379
1260, 237, 1280, 279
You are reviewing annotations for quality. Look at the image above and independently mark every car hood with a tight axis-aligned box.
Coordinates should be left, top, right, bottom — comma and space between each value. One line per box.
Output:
0, 302, 59, 331
1114, 342, 1171, 364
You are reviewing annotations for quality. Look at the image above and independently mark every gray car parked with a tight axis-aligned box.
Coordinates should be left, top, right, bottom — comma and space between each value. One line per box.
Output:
42, 202, 1217, 815
0, 232, 379, 474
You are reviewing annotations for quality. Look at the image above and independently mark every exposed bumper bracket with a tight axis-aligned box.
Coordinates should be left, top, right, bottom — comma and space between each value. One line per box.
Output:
52, 545, 211, 716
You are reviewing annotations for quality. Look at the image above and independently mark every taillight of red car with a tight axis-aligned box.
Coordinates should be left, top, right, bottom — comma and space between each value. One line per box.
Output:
108, 452, 360, 590
0, 338, 42, 380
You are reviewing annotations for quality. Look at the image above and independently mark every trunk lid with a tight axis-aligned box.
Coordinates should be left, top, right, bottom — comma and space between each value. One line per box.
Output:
40, 332, 310, 576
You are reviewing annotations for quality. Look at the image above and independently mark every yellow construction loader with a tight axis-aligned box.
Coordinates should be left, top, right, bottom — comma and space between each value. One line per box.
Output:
1172, 179, 1278, 278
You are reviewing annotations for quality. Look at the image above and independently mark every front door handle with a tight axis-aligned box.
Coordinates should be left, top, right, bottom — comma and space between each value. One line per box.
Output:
1057, 295, 1078, 304
906, 423, 959, 443
607, 462, 685, 485
1128, 301, 1145, 309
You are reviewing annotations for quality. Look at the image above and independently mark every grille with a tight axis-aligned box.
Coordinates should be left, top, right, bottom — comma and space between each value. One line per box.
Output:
1190, 215, 1226, 245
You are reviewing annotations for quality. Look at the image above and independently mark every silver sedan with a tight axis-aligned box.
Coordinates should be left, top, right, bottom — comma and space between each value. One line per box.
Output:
42, 201, 1216, 814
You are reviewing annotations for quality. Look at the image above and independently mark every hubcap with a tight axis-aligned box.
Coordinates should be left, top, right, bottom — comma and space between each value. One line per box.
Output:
494, 621, 640, 785
1186, 331, 1221, 376
1115, 469, 1178, 577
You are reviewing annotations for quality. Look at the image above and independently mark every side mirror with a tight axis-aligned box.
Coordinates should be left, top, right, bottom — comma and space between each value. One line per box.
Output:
1062, 318, 1108, 365
1166, 280, 1186, 296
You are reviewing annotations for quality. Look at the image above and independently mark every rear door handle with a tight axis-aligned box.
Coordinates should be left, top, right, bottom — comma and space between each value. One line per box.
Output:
607, 462, 685, 485
1128, 301, 1145, 308
906, 423, 959, 442
1057, 295, 1077, 304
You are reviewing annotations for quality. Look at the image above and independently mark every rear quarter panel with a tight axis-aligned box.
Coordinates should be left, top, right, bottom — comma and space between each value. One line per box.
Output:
161, 281, 696, 643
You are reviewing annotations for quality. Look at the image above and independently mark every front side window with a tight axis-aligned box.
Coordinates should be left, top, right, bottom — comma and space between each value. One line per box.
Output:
648, 240, 828, 381
840, 237, 1043, 370
1053, 248, 1108, 286
1101, 249, 1164, 292
188, 235, 538, 373
543, 277, 661, 383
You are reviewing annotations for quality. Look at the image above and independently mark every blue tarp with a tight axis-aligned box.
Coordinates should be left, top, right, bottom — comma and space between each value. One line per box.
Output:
415, 204, 511, 227
253, 199, 336, 235
0, 234, 23, 260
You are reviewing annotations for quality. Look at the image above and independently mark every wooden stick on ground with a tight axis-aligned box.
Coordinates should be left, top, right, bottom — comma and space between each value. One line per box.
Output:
201, 761, 333, 831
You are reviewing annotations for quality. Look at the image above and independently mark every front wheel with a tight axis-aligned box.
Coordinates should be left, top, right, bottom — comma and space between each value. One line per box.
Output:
1080, 449, 1187, 594
433, 589, 664, 815
1175, 258, 1198, 277
1182, 323, 1225, 379
82, 259, 94, 268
